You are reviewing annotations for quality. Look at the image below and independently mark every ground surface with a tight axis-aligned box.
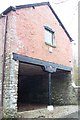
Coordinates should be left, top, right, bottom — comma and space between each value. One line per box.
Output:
0, 105, 79, 119
18, 105, 79, 119
0, 107, 2, 120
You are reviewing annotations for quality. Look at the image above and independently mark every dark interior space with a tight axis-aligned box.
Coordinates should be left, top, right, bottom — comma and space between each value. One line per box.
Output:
17, 61, 74, 112
17, 62, 48, 111
51, 70, 75, 105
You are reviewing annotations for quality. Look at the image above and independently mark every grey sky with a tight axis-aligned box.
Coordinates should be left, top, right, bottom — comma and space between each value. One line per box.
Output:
0, 0, 78, 42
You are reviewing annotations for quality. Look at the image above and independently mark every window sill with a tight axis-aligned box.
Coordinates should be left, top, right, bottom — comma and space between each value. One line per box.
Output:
45, 42, 56, 48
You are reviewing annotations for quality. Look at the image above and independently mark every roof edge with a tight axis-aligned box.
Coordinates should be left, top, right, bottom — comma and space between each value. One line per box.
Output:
1, 2, 49, 15
47, 2, 73, 42
0, 2, 73, 42
1, 6, 16, 15
16, 2, 49, 9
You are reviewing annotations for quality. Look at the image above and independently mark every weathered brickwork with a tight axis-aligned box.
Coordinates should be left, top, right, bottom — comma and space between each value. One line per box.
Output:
15, 6, 73, 67
0, 3, 77, 118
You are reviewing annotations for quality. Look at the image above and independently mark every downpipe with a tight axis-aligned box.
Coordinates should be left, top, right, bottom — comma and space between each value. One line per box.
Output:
1, 14, 8, 106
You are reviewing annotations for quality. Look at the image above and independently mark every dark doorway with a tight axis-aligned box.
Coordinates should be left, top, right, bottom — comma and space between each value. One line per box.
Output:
18, 62, 48, 111
13, 53, 74, 112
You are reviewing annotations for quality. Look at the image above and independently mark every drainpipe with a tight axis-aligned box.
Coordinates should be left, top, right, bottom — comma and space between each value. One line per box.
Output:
1, 14, 8, 106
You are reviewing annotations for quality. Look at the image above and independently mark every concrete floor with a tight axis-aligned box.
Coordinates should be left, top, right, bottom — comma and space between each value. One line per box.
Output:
18, 105, 79, 119
18, 103, 46, 112
0, 105, 79, 119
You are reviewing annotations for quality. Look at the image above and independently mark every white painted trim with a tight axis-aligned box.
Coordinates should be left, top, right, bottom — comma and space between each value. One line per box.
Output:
47, 105, 54, 111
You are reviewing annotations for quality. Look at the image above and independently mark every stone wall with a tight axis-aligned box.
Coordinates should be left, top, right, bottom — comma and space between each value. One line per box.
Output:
0, 17, 5, 108
3, 54, 19, 118
1, 12, 19, 118
51, 71, 78, 105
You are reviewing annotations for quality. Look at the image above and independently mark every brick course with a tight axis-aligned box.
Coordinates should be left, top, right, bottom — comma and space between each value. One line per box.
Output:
15, 5, 73, 67
0, 4, 75, 118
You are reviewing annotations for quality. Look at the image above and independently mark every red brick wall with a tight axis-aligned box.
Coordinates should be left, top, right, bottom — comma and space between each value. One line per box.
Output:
4, 5, 73, 67
14, 5, 72, 67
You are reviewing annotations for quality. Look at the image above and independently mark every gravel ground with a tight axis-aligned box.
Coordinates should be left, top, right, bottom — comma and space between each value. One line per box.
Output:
18, 105, 79, 119
0, 105, 79, 119
0, 107, 2, 120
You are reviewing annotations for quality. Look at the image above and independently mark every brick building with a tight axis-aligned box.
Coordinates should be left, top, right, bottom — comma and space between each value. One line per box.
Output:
0, 2, 77, 118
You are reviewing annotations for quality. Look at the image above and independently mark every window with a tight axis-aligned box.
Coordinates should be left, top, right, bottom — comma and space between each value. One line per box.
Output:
44, 26, 56, 47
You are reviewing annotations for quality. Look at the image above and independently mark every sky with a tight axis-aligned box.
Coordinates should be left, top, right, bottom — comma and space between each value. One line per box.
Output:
0, 0, 78, 59
0, 0, 78, 41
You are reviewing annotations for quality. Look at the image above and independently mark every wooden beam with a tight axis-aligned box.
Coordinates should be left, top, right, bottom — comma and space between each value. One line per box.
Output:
13, 53, 72, 72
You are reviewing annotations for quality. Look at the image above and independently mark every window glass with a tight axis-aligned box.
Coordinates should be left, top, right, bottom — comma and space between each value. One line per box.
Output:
44, 26, 55, 46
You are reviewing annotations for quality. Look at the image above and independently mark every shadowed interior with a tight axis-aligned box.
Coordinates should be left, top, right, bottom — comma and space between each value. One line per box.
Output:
17, 62, 72, 111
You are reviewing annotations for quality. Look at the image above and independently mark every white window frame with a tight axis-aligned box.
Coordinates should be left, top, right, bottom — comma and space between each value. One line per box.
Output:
44, 26, 56, 47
